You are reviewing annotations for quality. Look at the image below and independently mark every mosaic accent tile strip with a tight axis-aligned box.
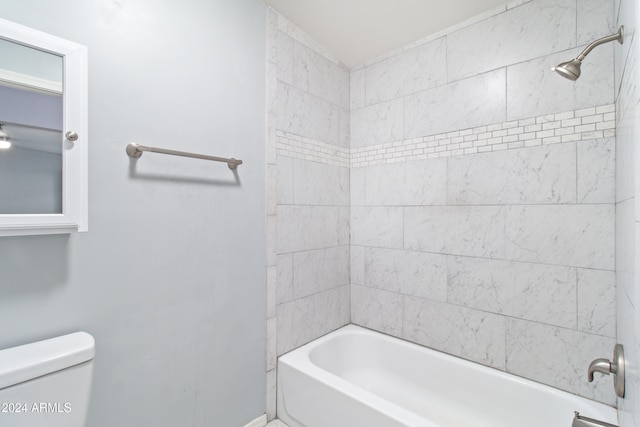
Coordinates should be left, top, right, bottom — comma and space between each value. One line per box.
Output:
351, 105, 616, 168
276, 105, 616, 168
276, 130, 350, 168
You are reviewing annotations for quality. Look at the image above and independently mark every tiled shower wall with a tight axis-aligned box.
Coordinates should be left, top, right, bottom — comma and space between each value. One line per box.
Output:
267, 0, 623, 417
615, 0, 640, 424
349, 0, 618, 406
265, 8, 351, 421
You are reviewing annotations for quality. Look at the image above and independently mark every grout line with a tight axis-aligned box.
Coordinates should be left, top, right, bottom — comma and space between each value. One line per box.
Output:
575, 267, 580, 332
355, 281, 615, 339
575, 141, 579, 204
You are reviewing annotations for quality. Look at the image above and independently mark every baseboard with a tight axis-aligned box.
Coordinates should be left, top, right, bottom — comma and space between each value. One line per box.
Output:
244, 414, 267, 427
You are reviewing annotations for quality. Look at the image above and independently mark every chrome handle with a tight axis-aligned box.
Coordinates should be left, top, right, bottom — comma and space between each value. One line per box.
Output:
587, 358, 611, 382
587, 344, 625, 398
65, 131, 79, 141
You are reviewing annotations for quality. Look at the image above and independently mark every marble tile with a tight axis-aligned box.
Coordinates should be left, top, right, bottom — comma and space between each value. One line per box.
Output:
505, 205, 615, 270
616, 199, 635, 299
365, 158, 447, 206
277, 32, 293, 85
293, 246, 349, 299
277, 205, 347, 253
276, 155, 293, 205
277, 82, 349, 148
623, 274, 639, 422
403, 296, 506, 369
266, 369, 277, 421
577, 0, 615, 47
267, 164, 277, 215
617, 286, 640, 426
404, 69, 506, 139
615, 43, 639, 204
507, 0, 534, 10
337, 207, 350, 247
507, 46, 614, 121
364, 52, 406, 106
267, 215, 277, 267
448, 256, 577, 328
577, 138, 615, 203
350, 245, 365, 285
276, 285, 349, 355
618, 386, 639, 427
362, 37, 446, 105
577, 268, 616, 338
350, 167, 365, 207
351, 285, 404, 337
446, 0, 575, 81
616, 410, 637, 427
506, 319, 617, 405
629, 282, 640, 420
635, 226, 640, 325
267, 317, 277, 371
350, 68, 366, 111
266, 9, 278, 64
350, 207, 404, 249
617, 34, 639, 124
293, 158, 349, 206
266, 115, 277, 165
614, 0, 637, 95
404, 206, 506, 258
402, 37, 447, 96
267, 61, 278, 118
277, 254, 293, 305
448, 143, 576, 205
267, 265, 276, 318
351, 98, 404, 148
292, 40, 349, 109
364, 247, 447, 301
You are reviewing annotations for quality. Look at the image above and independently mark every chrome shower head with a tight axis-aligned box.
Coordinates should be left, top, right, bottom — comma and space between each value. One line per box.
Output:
553, 26, 623, 81
552, 59, 582, 81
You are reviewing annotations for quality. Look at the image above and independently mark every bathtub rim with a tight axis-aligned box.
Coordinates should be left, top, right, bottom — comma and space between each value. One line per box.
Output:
278, 325, 439, 426
277, 324, 618, 425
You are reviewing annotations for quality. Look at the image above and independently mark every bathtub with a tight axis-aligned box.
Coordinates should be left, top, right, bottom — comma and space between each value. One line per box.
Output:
277, 325, 618, 427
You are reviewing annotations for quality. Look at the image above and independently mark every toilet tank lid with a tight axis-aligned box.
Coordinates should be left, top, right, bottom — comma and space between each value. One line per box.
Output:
0, 332, 95, 390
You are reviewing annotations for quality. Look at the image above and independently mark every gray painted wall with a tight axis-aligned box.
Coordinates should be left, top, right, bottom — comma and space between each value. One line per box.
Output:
0, 1, 267, 426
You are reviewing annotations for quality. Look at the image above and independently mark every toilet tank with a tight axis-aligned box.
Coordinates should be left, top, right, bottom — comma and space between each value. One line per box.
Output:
0, 332, 95, 427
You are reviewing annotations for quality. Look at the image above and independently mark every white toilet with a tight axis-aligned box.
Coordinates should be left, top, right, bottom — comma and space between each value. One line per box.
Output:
0, 332, 95, 427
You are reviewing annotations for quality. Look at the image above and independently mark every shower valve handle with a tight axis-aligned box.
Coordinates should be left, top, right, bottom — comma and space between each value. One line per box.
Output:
586, 344, 625, 398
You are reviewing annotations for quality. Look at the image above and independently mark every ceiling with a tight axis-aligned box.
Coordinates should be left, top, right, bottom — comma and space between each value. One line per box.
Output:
263, 0, 508, 68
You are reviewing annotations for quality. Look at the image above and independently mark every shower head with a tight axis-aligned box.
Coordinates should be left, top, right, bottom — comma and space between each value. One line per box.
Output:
552, 59, 582, 81
553, 26, 623, 81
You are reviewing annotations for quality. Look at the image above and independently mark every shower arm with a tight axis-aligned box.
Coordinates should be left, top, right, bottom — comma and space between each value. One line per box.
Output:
576, 27, 624, 61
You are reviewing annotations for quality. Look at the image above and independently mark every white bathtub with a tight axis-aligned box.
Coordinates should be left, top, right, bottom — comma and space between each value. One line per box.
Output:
277, 325, 618, 427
